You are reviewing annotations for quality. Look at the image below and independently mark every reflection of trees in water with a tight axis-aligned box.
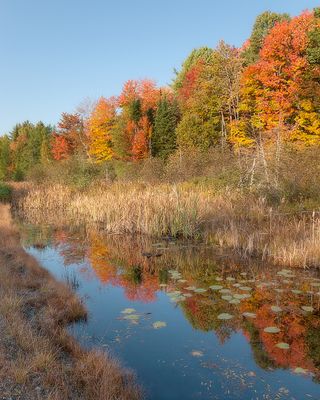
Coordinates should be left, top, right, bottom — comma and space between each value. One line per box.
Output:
22, 223, 320, 378
180, 296, 237, 343
243, 320, 276, 370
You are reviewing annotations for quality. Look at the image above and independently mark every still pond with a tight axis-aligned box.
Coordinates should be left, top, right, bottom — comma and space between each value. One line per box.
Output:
18, 222, 320, 400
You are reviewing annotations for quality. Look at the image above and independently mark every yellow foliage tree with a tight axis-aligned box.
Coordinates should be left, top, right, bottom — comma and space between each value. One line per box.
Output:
88, 97, 116, 163
292, 100, 320, 144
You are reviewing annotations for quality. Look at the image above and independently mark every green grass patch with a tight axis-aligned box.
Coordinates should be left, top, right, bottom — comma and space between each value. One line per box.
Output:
0, 182, 12, 202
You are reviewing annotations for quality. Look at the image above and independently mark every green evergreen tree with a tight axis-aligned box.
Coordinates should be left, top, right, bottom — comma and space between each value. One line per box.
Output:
0, 135, 11, 180
152, 96, 180, 158
307, 8, 320, 65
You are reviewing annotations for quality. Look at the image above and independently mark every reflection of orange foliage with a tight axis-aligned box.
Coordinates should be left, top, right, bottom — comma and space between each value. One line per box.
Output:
118, 274, 159, 303
242, 285, 318, 374
88, 232, 118, 285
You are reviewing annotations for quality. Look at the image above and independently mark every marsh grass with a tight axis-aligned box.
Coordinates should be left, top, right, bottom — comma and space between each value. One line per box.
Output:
13, 182, 320, 268
0, 204, 142, 400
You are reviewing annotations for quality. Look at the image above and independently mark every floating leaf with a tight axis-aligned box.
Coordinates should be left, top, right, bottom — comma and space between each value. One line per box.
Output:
294, 367, 308, 374
291, 289, 302, 294
271, 306, 282, 313
186, 286, 196, 291
219, 288, 231, 294
193, 288, 207, 293
226, 277, 235, 281
121, 308, 136, 314
159, 283, 167, 287
167, 291, 181, 297
210, 285, 223, 291
218, 313, 233, 320
123, 314, 140, 320
191, 350, 203, 357
229, 299, 240, 304
221, 295, 233, 301
153, 321, 167, 329
239, 286, 252, 291
243, 312, 256, 318
264, 326, 280, 333
215, 277, 223, 281
233, 294, 246, 299
301, 306, 314, 312
311, 282, 320, 287
178, 279, 187, 283
276, 342, 290, 349
233, 283, 241, 288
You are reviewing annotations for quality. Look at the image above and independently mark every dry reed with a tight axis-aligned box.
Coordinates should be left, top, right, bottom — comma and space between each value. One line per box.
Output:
12, 183, 320, 268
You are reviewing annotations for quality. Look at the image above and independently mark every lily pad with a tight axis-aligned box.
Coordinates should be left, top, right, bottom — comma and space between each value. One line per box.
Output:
239, 286, 252, 291
311, 282, 320, 287
186, 286, 196, 291
218, 313, 233, 320
226, 277, 235, 281
193, 288, 207, 293
121, 308, 136, 314
271, 306, 282, 313
264, 326, 280, 333
243, 312, 256, 318
233, 294, 246, 299
276, 342, 290, 349
153, 321, 167, 329
210, 285, 223, 291
221, 295, 233, 301
291, 289, 302, 294
301, 306, 314, 312
123, 314, 140, 320
294, 367, 308, 374
191, 350, 203, 357
229, 299, 240, 304
219, 288, 231, 294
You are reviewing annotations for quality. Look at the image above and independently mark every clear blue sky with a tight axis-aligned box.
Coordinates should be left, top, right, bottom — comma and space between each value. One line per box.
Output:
0, 0, 318, 135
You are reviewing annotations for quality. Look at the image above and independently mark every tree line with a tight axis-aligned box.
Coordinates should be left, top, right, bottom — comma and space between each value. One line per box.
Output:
1, 8, 320, 181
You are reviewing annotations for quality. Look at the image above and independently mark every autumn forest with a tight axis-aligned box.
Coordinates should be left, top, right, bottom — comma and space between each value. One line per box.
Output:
1, 9, 320, 180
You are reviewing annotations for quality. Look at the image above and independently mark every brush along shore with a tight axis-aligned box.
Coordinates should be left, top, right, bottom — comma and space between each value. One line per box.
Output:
12, 182, 320, 269
0, 203, 141, 400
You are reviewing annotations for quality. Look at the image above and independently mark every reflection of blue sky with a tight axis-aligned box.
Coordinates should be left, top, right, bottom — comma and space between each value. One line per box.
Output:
26, 242, 320, 400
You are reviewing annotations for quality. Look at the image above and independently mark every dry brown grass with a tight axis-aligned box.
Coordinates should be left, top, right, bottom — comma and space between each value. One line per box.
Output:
0, 204, 142, 400
12, 183, 320, 268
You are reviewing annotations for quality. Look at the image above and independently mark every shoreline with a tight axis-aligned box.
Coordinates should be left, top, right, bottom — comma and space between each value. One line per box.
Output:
0, 203, 141, 399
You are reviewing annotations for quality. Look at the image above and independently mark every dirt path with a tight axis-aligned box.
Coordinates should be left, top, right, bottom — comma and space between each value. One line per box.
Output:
0, 204, 141, 400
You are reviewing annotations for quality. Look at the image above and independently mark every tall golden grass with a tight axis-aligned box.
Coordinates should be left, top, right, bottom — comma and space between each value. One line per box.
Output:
13, 183, 320, 268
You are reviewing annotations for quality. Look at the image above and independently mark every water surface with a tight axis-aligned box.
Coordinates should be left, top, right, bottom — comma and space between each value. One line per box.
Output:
19, 223, 320, 400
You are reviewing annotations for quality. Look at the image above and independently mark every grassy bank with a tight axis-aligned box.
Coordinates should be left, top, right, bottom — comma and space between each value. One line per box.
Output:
0, 203, 141, 399
12, 182, 320, 268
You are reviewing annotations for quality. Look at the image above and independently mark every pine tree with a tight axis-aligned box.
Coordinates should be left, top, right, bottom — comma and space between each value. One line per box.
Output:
152, 96, 179, 158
